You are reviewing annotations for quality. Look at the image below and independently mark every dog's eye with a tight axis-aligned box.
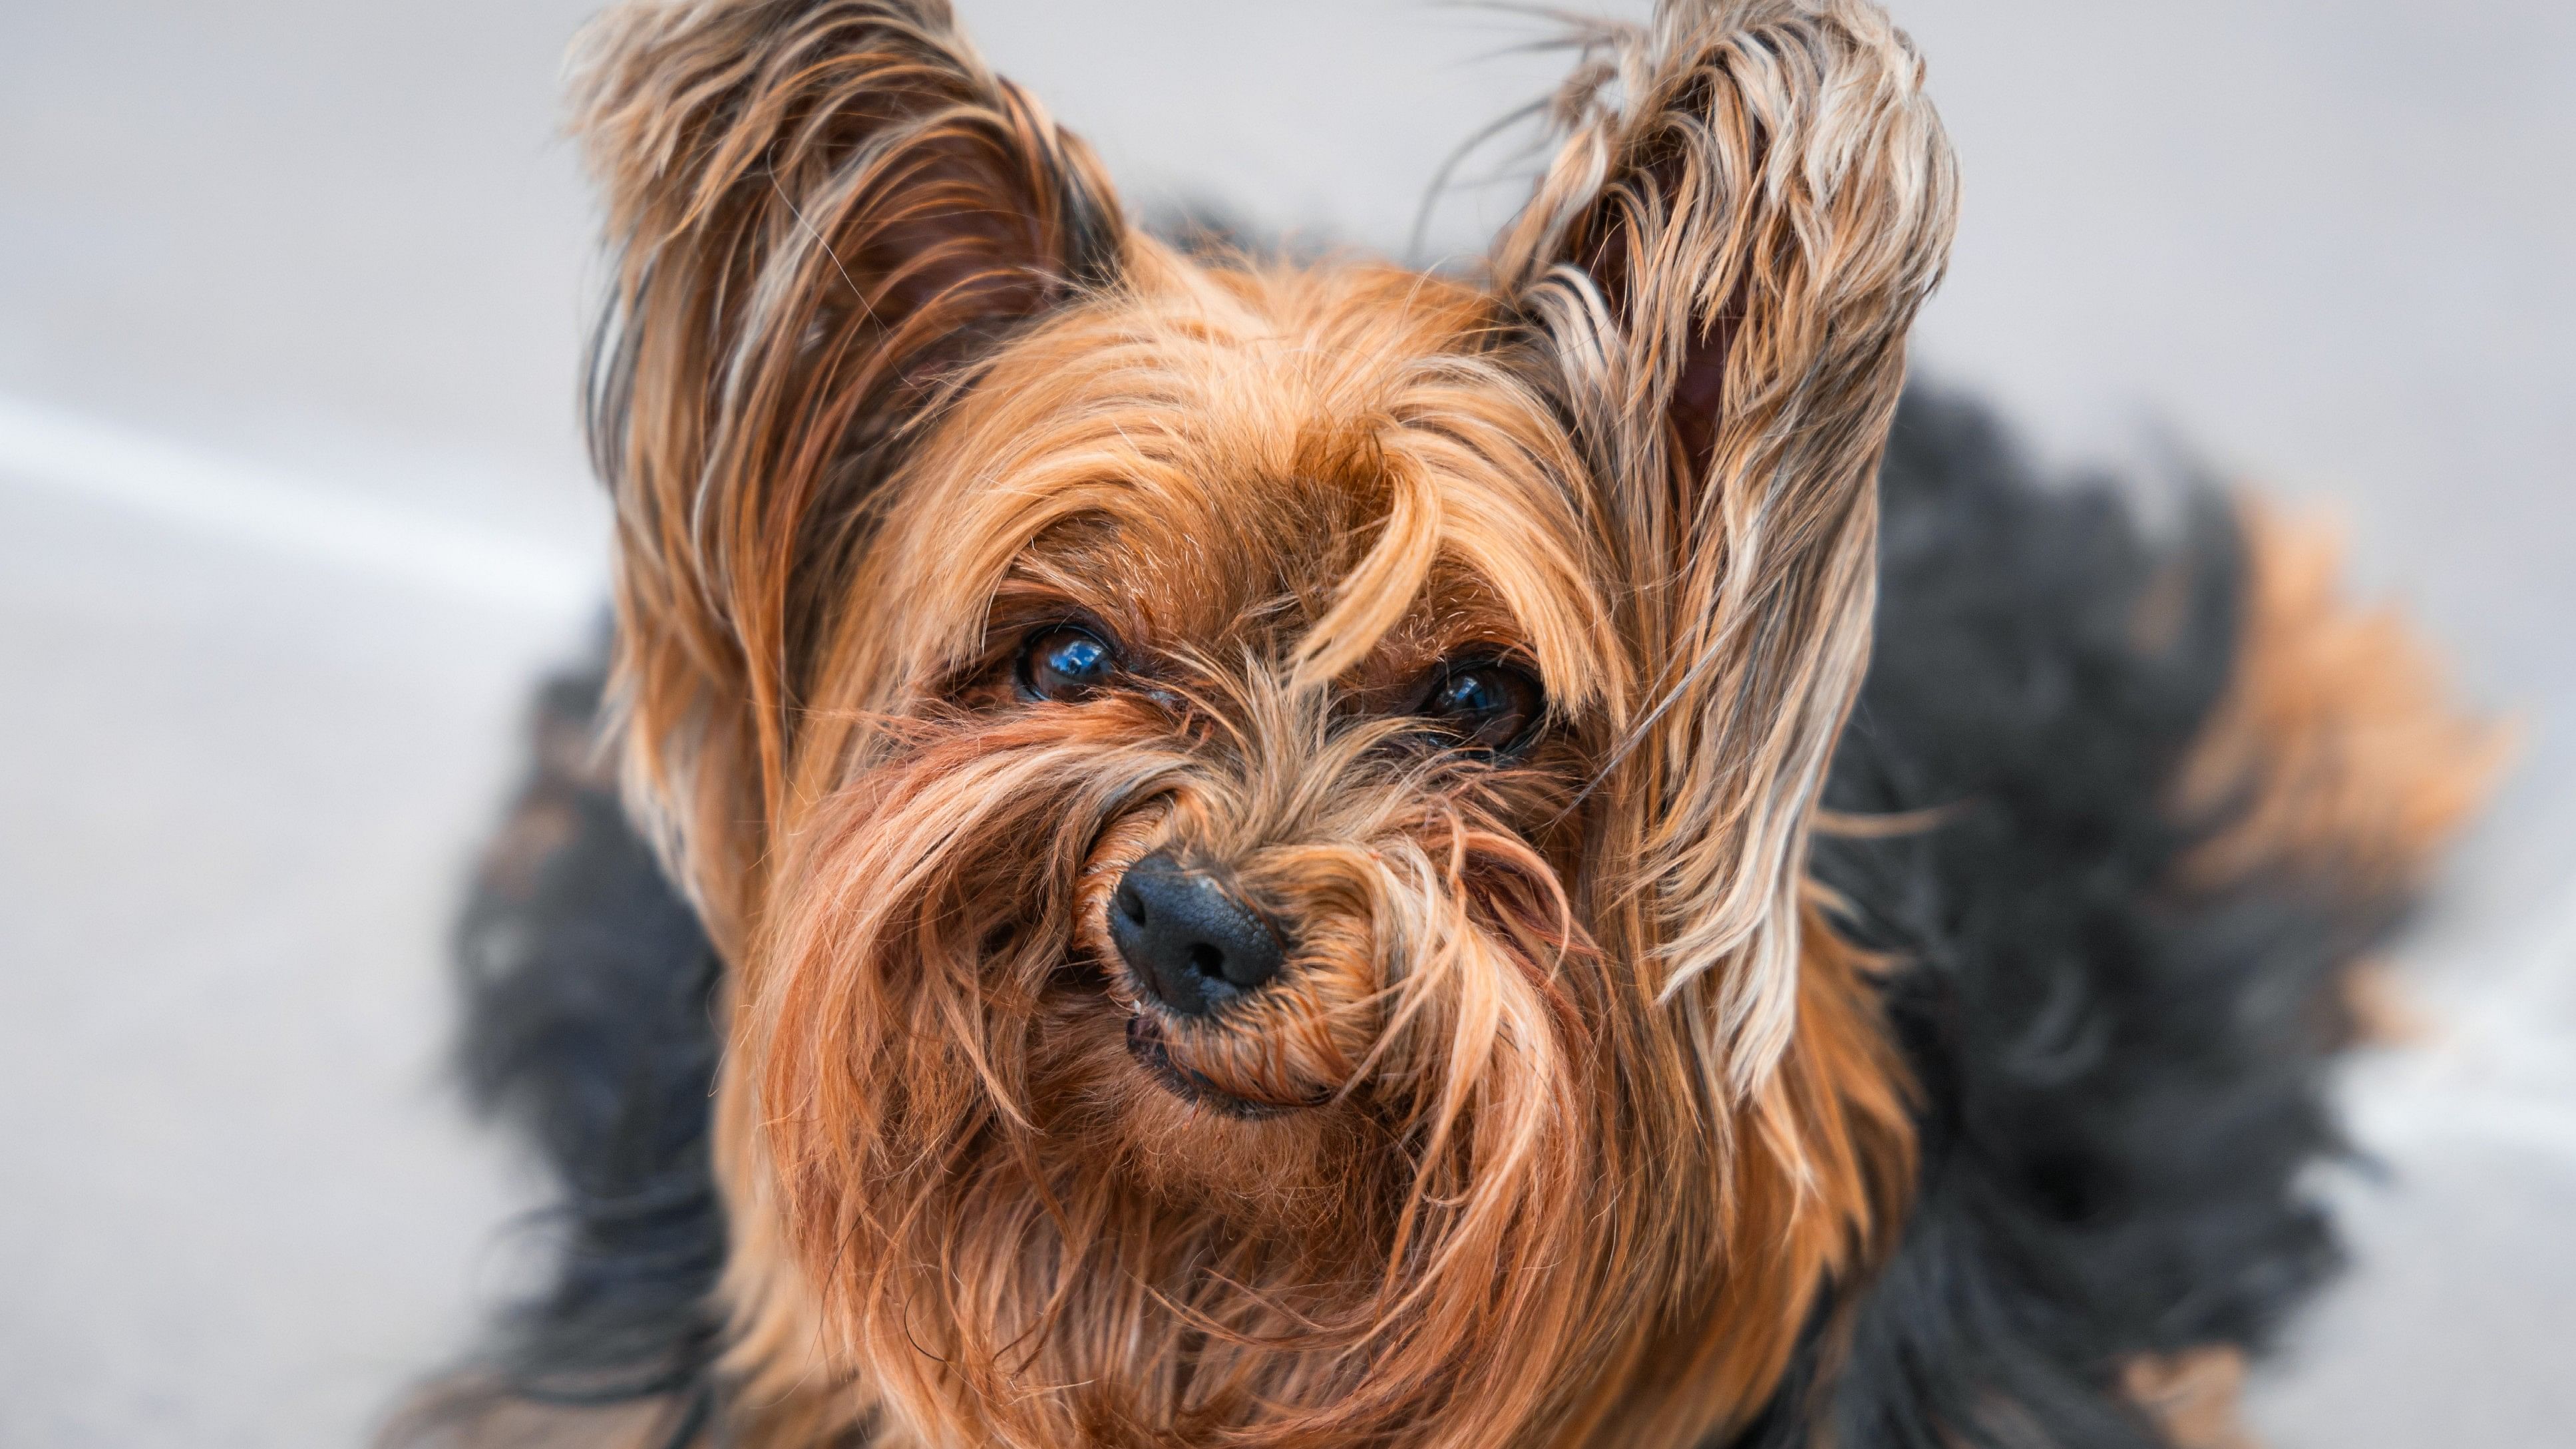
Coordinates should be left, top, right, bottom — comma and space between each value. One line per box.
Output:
1019, 625, 1117, 701
1420, 660, 1544, 751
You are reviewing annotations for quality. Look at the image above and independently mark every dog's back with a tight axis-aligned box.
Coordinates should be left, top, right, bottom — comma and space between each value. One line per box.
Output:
1771, 392, 2489, 1448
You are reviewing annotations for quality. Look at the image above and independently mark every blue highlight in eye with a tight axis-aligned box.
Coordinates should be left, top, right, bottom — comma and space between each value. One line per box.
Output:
1423, 661, 1543, 751
1046, 634, 1109, 682
1438, 672, 1499, 718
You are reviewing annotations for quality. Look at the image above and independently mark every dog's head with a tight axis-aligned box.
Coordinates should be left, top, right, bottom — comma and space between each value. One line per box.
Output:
576, 1, 1952, 1443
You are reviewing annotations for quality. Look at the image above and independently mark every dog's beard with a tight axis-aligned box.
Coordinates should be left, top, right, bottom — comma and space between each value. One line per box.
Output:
737, 692, 1718, 1448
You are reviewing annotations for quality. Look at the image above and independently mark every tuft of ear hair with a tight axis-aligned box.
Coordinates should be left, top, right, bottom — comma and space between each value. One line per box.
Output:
572, 0, 1124, 935
1493, 0, 1957, 1098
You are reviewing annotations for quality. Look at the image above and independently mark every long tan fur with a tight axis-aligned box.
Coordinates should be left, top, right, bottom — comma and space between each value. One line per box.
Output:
2176, 505, 2505, 899
1492, 1, 1956, 1097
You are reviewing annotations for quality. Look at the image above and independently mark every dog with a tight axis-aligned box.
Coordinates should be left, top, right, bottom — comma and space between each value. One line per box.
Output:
415, 2, 2495, 1446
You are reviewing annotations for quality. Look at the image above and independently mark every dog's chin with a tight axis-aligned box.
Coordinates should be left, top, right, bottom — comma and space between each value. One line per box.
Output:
1059, 938, 1337, 1120
1124, 1015, 1324, 1120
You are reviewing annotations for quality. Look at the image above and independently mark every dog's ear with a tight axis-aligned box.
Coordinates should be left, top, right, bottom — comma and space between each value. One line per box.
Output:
573, 0, 1123, 921
1491, 0, 1955, 1094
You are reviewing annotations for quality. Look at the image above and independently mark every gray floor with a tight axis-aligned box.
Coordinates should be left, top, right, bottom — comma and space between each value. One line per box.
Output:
1, 3, 2569, 1446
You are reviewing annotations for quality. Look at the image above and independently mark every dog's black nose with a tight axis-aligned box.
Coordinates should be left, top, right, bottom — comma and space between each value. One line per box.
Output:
1108, 851, 1285, 1016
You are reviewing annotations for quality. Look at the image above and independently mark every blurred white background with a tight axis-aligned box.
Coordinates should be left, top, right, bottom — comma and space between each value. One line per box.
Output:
3, 2, 2570, 1445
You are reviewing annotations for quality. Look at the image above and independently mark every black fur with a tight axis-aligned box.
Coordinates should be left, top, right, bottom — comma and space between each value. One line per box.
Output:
441, 660, 728, 1438
1738, 391, 2392, 1448
438, 390, 2402, 1446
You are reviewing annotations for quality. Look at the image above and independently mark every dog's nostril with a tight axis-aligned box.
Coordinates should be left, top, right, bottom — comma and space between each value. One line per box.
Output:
1106, 849, 1286, 1016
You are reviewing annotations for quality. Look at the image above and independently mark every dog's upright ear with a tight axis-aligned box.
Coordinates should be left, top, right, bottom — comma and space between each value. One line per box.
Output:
572, 0, 1123, 933
1493, 0, 1955, 1094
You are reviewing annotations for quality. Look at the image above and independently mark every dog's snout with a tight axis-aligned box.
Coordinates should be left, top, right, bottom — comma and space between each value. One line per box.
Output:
1109, 851, 1285, 1016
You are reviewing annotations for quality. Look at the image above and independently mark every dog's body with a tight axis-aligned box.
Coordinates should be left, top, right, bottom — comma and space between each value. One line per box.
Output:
421, 3, 2489, 1446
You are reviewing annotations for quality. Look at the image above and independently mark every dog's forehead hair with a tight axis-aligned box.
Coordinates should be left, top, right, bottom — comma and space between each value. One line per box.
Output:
872, 251, 1625, 710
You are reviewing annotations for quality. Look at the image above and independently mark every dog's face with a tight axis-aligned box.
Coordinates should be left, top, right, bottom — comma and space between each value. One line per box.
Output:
577, 1, 1952, 1444
835, 266, 1615, 1133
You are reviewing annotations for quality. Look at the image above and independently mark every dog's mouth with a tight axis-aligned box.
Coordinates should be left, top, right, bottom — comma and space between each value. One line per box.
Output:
1124, 1016, 1326, 1120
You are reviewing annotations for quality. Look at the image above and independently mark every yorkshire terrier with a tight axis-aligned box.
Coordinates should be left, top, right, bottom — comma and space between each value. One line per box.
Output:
420, 1, 2495, 1446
